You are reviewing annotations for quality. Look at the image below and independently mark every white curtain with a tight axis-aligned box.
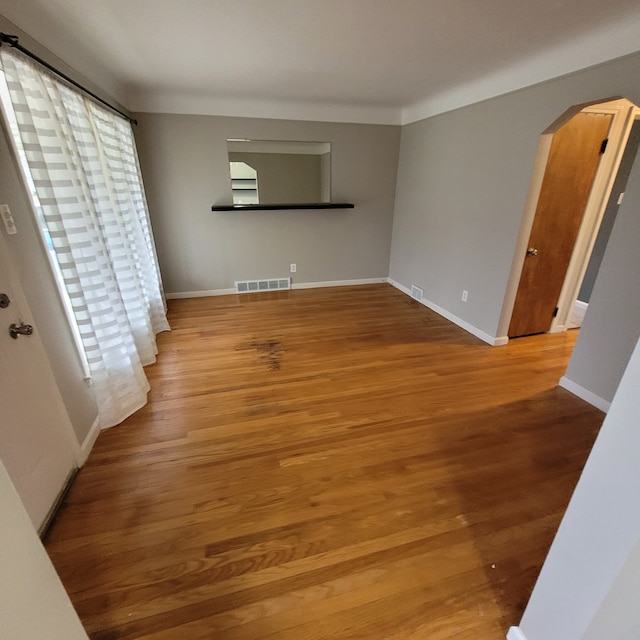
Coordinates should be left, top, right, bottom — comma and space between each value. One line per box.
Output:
0, 47, 170, 429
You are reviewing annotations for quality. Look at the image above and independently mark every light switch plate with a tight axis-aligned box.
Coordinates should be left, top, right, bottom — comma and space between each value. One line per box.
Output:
0, 204, 17, 235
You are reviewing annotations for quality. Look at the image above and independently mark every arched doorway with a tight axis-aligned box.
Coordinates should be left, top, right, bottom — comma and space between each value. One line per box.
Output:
497, 97, 640, 341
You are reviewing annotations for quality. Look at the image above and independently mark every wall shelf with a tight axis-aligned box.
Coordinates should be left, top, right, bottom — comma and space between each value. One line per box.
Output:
211, 202, 355, 211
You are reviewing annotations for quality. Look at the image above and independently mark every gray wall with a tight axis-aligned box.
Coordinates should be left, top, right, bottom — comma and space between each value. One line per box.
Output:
518, 336, 640, 639
579, 119, 640, 303
229, 151, 322, 204
0, 97, 97, 444
389, 51, 640, 340
563, 135, 640, 403
134, 113, 400, 294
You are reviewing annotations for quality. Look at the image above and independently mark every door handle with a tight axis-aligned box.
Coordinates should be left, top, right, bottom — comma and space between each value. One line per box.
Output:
9, 321, 33, 339
526, 248, 539, 256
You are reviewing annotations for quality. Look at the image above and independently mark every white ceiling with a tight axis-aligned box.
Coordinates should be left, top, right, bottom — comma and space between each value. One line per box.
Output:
1, 0, 640, 124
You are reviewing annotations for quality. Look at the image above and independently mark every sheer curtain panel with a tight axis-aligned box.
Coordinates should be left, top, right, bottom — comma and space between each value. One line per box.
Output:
0, 47, 169, 429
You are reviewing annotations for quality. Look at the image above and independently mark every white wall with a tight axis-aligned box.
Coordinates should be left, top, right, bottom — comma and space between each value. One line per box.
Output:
0, 459, 89, 639
514, 335, 640, 639
134, 113, 400, 295
582, 538, 640, 640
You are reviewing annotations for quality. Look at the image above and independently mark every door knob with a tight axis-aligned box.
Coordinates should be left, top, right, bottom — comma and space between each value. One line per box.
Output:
526, 248, 539, 256
9, 321, 33, 339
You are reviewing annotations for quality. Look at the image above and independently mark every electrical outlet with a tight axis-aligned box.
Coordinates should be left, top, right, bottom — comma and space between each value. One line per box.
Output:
461, 290, 469, 302
290, 263, 297, 273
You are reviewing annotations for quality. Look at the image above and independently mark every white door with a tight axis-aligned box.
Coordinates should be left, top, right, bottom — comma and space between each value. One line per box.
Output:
0, 230, 78, 531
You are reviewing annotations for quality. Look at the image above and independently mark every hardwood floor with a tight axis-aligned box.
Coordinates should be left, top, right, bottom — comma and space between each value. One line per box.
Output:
45, 284, 604, 639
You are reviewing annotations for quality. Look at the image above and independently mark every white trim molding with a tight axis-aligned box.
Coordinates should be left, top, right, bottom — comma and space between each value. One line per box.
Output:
166, 279, 387, 299
559, 376, 611, 412
128, 89, 400, 125
292, 278, 387, 290
567, 299, 588, 330
129, 20, 640, 127
166, 288, 236, 299
401, 20, 640, 125
79, 416, 101, 465
387, 278, 503, 346
506, 627, 528, 640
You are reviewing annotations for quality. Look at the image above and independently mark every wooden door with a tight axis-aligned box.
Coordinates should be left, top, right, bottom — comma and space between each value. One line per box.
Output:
508, 112, 613, 338
0, 230, 77, 531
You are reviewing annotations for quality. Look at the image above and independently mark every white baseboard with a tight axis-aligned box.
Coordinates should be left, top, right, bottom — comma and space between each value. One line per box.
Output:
387, 278, 502, 346
567, 299, 588, 329
506, 627, 528, 640
559, 376, 611, 412
166, 278, 387, 299
79, 416, 101, 465
293, 277, 387, 290
166, 288, 236, 299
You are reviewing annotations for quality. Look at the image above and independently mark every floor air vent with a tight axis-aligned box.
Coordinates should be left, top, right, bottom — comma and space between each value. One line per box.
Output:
235, 278, 291, 293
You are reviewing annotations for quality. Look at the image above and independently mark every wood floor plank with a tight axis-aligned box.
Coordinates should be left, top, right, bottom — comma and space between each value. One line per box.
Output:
45, 284, 603, 639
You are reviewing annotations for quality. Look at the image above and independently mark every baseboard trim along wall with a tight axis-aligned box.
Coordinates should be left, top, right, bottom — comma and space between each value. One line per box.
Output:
506, 627, 528, 640
559, 376, 611, 413
79, 416, 101, 465
292, 278, 387, 290
166, 278, 387, 299
166, 288, 236, 299
387, 278, 504, 346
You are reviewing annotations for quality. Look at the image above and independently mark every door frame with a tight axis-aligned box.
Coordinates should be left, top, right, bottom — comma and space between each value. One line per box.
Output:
496, 97, 640, 341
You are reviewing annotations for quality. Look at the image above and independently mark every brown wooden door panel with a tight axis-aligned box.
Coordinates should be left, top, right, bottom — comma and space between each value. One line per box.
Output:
509, 112, 613, 338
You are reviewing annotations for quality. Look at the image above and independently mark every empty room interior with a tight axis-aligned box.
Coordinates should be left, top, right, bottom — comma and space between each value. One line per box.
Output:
1, 2, 640, 639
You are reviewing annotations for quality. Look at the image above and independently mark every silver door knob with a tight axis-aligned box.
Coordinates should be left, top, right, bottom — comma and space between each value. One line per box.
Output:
526, 248, 539, 256
9, 322, 33, 339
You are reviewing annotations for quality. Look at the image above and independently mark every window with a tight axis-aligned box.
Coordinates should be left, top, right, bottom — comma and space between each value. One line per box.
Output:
0, 69, 89, 377
0, 47, 169, 428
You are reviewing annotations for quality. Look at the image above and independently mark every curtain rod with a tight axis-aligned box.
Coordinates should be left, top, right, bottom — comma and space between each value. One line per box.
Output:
0, 33, 137, 125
